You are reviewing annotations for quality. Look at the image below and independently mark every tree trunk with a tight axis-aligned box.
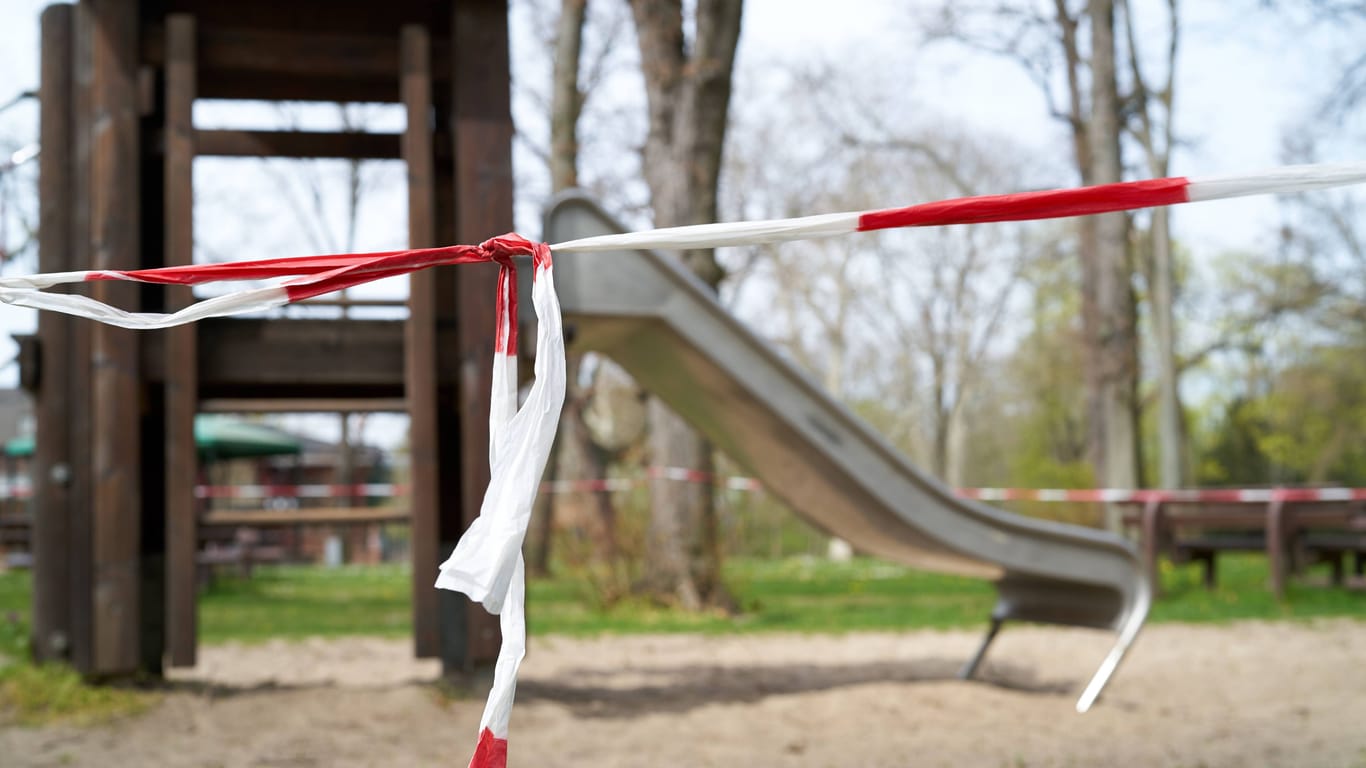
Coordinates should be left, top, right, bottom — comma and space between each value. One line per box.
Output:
528, 0, 595, 577
1088, 0, 1139, 525
629, 0, 742, 609
1120, 0, 1184, 488
550, 0, 588, 193
1151, 205, 1183, 488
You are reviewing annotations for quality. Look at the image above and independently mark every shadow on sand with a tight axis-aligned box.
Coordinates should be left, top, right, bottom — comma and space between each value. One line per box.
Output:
515, 657, 1074, 719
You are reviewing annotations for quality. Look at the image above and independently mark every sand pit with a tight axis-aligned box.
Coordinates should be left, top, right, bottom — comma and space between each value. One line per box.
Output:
3, 619, 1364, 767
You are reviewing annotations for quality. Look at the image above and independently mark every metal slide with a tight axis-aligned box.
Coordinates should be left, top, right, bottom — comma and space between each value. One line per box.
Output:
543, 192, 1150, 712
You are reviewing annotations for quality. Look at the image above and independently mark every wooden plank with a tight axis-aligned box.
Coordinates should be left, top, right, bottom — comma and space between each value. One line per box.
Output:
452, 0, 513, 667
32, 3, 74, 665
88, 0, 144, 676
164, 13, 198, 669
199, 398, 408, 413
148, 26, 402, 79
203, 507, 408, 526
195, 72, 403, 104
194, 129, 402, 159
401, 24, 443, 659
190, 319, 412, 395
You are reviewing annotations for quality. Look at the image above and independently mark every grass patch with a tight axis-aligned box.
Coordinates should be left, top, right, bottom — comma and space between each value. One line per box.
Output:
0, 570, 154, 725
199, 563, 411, 643
0, 553, 1361, 654
1149, 554, 1366, 623
529, 556, 996, 635
0, 663, 156, 726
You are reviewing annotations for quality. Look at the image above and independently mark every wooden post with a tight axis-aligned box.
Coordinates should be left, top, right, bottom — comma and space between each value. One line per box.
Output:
1267, 499, 1287, 600
65, 0, 96, 675
32, 2, 75, 665
88, 0, 143, 675
451, 0, 514, 669
164, 13, 198, 668
1140, 500, 1164, 595
401, 23, 442, 659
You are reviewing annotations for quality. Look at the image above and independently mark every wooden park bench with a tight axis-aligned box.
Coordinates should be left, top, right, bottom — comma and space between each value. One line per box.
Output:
196, 505, 408, 582
1298, 522, 1366, 589
196, 525, 287, 584
0, 509, 31, 569
1124, 495, 1366, 598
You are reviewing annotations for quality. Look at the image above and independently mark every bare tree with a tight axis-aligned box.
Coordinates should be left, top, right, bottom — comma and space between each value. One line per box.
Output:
628, 0, 744, 610
928, 1, 1138, 516
723, 62, 1035, 487
1119, 0, 1183, 488
528, 0, 632, 583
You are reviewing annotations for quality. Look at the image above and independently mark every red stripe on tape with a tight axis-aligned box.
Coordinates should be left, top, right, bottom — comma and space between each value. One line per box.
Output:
857, 177, 1191, 232
469, 728, 507, 768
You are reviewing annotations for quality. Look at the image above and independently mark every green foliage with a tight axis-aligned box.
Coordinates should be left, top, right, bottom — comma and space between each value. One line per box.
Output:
1196, 396, 1274, 485
1255, 345, 1366, 484
972, 238, 1098, 524
1194, 342, 1366, 486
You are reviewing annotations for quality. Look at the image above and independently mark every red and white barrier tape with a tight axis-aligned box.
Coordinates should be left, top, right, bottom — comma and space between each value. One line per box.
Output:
547, 162, 1366, 252
2, 162, 1363, 768
541, 472, 1366, 503
957, 487, 1366, 503
2, 163, 1363, 331
193, 482, 401, 500
11, 477, 1359, 505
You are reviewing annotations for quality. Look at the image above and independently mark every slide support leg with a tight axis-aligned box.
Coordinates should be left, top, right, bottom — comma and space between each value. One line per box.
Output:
959, 617, 1003, 680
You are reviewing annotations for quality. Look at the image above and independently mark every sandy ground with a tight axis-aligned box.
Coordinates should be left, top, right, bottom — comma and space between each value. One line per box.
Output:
3, 620, 1364, 767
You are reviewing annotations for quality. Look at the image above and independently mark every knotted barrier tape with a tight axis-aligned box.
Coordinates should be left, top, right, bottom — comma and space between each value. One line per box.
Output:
4, 162, 1365, 768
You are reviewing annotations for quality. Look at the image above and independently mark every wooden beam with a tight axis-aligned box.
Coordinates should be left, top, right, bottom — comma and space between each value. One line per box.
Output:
153, 1, 450, 40
147, 26, 403, 79
198, 398, 408, 413
194, 130, 402, 159
140, 4, 455, 103
188, 318, 413, 395
164, 13, 198, 669
202, 507, 409, 527
32, 3, 74, 666
141, 320, 428, 395
452, 0, 513, 668
88, 0, 144, 676
401, 24, 442, 659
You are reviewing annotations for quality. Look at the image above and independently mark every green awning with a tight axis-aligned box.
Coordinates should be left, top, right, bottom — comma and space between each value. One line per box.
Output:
4, 434, 32, 458
4, 416, 302, 460
193, 415, 303, 460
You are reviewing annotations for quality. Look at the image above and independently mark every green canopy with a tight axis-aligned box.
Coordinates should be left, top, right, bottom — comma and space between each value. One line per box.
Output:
4, 416, 302, 460
4, 434, 31, 458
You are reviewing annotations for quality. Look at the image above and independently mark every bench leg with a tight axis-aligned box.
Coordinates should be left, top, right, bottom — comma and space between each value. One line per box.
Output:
1140, 500, 1165, 595
1200, 551, 1217, 589
1267, 499, 1287, 599
1329, 553, 1344, 586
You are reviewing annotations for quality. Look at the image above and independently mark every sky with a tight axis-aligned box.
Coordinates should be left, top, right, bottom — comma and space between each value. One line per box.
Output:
0, 0, 1359, 445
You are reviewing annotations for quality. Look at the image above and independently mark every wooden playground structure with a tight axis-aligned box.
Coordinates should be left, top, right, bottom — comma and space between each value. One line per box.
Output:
22, 0, 511, 678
